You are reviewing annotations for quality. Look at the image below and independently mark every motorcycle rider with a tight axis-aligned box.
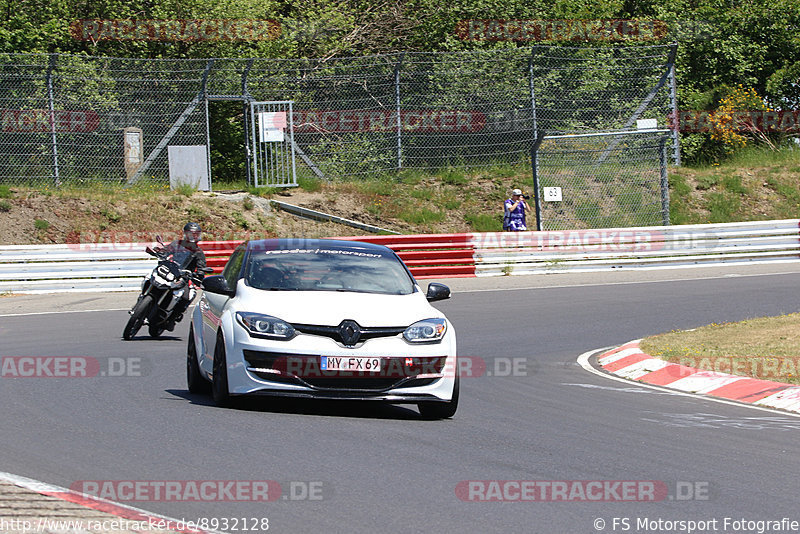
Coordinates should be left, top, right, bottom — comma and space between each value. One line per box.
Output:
156, 222, 207, 328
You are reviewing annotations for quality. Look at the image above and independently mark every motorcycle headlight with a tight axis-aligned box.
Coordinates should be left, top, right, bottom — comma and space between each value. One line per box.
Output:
236, 312, 295, 340
157, 264, 176, 282
403, 318, 447, 343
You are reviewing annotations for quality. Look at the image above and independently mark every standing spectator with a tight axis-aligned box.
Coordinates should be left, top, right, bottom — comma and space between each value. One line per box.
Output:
503, 188, 530, 231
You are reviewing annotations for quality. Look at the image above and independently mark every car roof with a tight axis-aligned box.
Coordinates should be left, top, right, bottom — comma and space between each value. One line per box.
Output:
243, 238, 393, 255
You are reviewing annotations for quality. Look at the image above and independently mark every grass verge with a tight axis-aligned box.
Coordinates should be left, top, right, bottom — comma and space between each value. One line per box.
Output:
640, 313, 800, 385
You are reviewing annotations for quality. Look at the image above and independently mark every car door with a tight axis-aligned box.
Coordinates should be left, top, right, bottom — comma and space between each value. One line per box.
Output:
200, 245, 245, 374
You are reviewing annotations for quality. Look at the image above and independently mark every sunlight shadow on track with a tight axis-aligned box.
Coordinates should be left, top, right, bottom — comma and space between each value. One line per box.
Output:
165, 389, 431, 420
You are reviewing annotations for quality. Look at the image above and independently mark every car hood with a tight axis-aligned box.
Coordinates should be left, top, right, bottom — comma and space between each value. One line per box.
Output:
233, 285, 444, 327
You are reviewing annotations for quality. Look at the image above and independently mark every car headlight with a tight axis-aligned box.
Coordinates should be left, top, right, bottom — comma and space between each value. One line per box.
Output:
403, 318, 447, 343
236, 312, 296, 340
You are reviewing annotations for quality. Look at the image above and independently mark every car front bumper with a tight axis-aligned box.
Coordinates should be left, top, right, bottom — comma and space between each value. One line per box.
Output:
225, 325, 457, 403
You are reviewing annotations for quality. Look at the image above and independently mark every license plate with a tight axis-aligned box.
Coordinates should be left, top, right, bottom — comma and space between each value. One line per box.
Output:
321, 356, 381, 372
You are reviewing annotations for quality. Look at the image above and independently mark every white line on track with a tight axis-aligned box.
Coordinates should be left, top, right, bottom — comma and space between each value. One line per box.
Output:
576, 347, 800, 419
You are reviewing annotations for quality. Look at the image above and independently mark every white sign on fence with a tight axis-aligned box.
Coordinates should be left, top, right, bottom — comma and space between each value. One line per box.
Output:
543, 187, 563, 202
636, 118, 658, 130
258, 111, 287, 142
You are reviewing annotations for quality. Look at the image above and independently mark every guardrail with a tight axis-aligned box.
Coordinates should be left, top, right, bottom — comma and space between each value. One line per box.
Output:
1, 220, 799, 293
470, 220, 800, 276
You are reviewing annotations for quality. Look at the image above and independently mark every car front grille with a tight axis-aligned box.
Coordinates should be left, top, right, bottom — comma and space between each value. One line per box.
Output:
292, 322, 405, 347
243, 351, 446, 391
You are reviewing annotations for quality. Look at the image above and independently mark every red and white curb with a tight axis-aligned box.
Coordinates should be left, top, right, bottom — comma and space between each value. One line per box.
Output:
0, 471, 219, 533
585, 340, 800, 414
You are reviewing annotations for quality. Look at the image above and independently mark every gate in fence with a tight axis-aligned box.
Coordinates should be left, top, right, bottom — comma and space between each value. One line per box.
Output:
532, 130, 672, 231
250, 101, 297, 188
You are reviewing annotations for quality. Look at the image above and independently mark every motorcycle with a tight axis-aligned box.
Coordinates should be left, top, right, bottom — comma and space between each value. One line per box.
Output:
123, 238, 213, 340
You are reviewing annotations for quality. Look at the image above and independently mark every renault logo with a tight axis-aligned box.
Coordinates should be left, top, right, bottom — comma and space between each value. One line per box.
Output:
337, 320, 361, 346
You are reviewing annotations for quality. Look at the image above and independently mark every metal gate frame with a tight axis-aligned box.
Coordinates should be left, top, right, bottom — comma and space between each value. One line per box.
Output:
532, 129, 673, 231
249, 101, 297, 188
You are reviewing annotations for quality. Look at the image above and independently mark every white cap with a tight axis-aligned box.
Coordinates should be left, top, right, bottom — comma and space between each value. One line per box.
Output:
512, 188, 522, 196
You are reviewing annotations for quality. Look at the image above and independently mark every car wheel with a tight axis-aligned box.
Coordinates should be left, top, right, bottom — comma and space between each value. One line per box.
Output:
418, 374, 459, 420
187, 324, 210, 394
212, 331, 234, 407
123, 295, 153, 340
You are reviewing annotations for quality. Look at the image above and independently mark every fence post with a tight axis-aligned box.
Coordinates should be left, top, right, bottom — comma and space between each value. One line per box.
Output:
242, 59, 254, 187
668, 42, 681, 166
204, 98, 212, 191
531, 130, 546, 231
46, 54, 60, 187
394, 54, 404, 171
660, 136, 670, 225
529, 48, 539, 135
529, 49, 541, 230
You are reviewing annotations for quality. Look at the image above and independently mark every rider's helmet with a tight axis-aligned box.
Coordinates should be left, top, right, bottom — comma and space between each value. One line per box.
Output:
183, 222, 202, 244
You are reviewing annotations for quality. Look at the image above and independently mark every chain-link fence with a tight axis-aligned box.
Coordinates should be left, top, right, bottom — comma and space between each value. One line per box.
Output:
0, 55, 210, 185
0, 44, 677, 185
533, 131, 670, 230
0, 45, 678, 228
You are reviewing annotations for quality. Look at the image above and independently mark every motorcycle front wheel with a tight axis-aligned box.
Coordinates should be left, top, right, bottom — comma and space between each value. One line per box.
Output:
123, 295, 153, 340
148, 320, 166, 338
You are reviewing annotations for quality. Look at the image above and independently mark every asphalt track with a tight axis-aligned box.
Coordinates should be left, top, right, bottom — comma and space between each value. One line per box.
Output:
3, 264, 800, 533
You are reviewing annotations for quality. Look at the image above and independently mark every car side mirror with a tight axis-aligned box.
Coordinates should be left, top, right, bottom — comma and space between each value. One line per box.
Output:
202, 275, 235, 297
426, 282, 450, 302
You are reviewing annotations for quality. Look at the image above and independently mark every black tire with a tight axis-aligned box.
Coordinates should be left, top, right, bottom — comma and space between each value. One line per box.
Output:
418, 374, 459, 420
148, 321, 165, 338
187, 324, 210, 394
212, 332, 233, 407
123, 295, 153, 340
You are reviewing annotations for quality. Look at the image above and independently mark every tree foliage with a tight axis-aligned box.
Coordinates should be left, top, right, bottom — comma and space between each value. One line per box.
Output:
1, 0, 796, 166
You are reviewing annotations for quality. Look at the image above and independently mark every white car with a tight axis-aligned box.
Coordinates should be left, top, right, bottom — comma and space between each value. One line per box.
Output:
187, 238, 458, 418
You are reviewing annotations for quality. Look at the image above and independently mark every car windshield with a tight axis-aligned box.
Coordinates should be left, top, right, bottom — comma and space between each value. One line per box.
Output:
245, 246, 415, 295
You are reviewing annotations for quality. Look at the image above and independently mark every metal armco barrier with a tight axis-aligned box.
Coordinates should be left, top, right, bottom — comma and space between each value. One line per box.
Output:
2, 220, 799, 293
470, 220, 800, 276
346, 234, 476, 278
